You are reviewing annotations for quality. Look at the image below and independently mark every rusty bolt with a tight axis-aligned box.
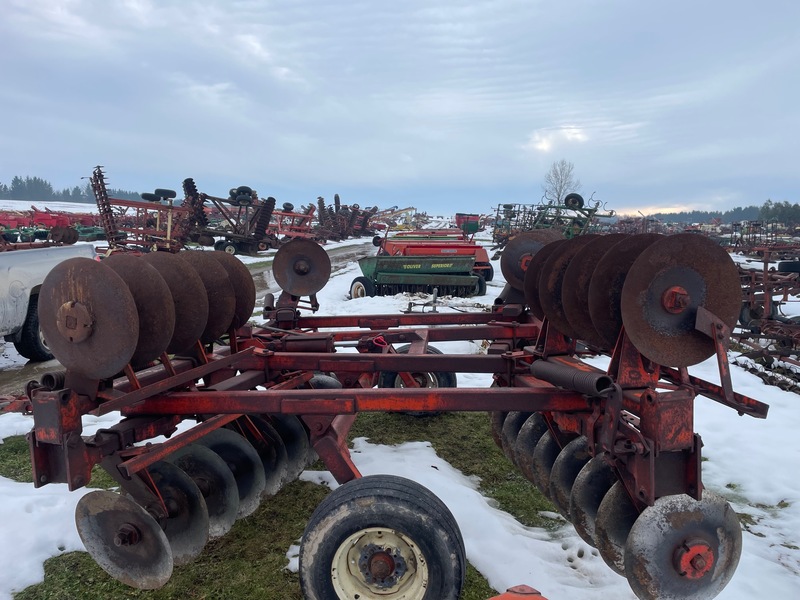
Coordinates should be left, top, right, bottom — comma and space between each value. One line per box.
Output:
690, 554, 707, 571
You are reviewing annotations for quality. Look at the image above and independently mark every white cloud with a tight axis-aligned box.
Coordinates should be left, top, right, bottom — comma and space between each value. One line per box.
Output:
1, 0, 799, 213
521, 126, 589, 154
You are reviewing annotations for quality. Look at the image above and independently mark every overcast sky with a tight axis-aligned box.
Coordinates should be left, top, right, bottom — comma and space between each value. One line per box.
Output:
2, 0, 798, 216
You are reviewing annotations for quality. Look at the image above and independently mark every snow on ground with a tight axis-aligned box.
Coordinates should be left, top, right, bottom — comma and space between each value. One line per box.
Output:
1, 234, 799, 599
0, 199, 98, 213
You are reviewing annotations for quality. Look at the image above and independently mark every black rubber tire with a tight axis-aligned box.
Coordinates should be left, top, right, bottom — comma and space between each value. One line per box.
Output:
564, 193, 584, 209
213, 240, 226, 251
350, 276, 376, 299
282, 202, 294, 212
299, 474, 465, 600
739, 301, 778, 328
476, 262, 494, 282
471, 275, 487, 296
154, 188, 177, 199
14, 297, 53, 361
141, 192, 160, 202
378, 344, 457, 390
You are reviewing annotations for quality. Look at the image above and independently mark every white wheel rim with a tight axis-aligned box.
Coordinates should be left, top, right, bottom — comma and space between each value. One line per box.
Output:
38, 326, 50, 352
352, 283, 366, 298
332, 527, 429, 599
225, 245, 236, 254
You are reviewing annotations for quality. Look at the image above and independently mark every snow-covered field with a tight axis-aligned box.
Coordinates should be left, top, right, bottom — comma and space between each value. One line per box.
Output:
0, 199, 98, 213
0, 230, 799, 599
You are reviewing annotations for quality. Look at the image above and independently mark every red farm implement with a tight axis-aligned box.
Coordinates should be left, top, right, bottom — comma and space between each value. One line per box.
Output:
90, 167, 196, 253
17, 230, 766, 600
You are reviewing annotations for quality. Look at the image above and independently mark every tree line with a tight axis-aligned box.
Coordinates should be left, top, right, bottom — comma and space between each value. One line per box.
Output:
647, 200, 800, 226
0, 175, 141, 203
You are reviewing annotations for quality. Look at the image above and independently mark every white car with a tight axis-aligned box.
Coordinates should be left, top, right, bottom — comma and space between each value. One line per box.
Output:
1, 244, 97, 361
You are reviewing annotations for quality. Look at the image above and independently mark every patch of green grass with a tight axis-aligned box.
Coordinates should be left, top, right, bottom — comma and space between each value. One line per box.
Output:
8, 411, 552, 598
243, 259, 274, 270
0, 435, 33, 483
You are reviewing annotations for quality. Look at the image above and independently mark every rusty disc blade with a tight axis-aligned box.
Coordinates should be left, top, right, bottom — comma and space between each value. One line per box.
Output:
514, 412, 549, 485
538, 235, 600, 338
530, 430, 561, 499
548, 435, 591, 518
196, 428, 266, 519
229, 416, 289, 497
206, 251, 256, 329
570, 455, 618, 546
272, 239, 331, 296
500, 230, 564, 291
147, 461, 209, 566
179, 252, 236, 344
38, 257, 138, 379
624, 491, 742, 600
104, 254, 176, 368
587, 233, 663, 348
141, 252, 209, 354
620, 233, 741, 367
561, 234, 629, 347
524, 239, 566, 320
167, 444, 239, 539
595, 481, 640, 575
75, 490, 173, 589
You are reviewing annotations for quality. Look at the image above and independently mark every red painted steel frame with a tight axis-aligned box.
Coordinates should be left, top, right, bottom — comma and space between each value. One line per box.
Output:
25, 304, 768, 515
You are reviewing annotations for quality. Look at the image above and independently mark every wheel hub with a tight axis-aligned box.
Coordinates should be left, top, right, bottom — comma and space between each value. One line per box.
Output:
56, 301, 93, 343
661, 286, 690, 314
113, 523, 141, 547
673, 538, 715, 579
358, 543, 408, 588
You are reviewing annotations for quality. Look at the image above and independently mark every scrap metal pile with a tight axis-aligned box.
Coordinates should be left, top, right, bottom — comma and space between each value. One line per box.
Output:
20, 230, 767, 600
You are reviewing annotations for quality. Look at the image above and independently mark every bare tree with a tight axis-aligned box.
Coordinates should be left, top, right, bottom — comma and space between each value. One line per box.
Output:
542, 159, 581, 204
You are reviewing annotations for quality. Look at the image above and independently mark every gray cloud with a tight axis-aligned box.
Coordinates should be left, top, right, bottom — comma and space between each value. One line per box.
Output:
1, 0, 798, 214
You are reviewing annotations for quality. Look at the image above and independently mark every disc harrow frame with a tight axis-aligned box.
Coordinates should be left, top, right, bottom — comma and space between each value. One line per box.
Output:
18, 234, 769, 600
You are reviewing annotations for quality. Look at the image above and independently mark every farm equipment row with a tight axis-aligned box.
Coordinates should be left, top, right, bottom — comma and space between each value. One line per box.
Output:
18, 230, 766, 600
735, 246, 800, 355
89, 166, 381, 255
0, 204, 103, 249
491, 193, 615, 248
